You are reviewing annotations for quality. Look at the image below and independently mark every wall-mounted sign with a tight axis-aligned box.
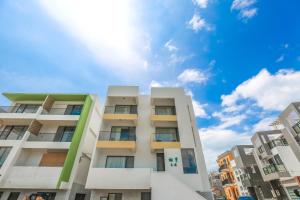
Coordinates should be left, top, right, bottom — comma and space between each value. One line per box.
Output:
168, 157, 178, 167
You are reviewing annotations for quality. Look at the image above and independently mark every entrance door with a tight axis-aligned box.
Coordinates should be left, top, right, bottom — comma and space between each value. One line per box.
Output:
156, 153, 165, 171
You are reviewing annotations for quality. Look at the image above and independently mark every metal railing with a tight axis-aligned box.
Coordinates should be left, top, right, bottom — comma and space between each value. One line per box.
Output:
221, 178, 233, 185
98, 131, 136, 141
268, 139, 288, 149
27, 133, 56, 142
151, 133, 180, 142
0, 106, 39, 113
263, 164, 286, 175
0, 130, 25, 140
42, 108, 81, 115
218, 164, 228, 172
152, 106, 176, 115
104, 105, 137, 114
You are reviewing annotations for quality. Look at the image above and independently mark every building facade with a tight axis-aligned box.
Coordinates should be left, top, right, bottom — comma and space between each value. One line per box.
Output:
231, 145, 273, 200
217, 151, 239, 200
251, 129, 300, 200
208, 171, 225, 199
86, 86, 212, 200
0, 93, 101, 200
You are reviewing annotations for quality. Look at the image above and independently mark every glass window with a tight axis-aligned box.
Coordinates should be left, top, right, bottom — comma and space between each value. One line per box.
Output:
181, 149, 198, 174
155, 106, 176, 115
65, 105, 83, 115
115, 105, 137, 114
108, 193, 122, 200
0, 147, 11, 167
7, 192, 20, 200
155, 127, 179, 142
75, 193, 86, 200
141, 192, 151, 200
15, 104, 40, 113
54, 126, 75, 142
0, 126, 27, 140
105, 156, 134, 168
110, 127, 136, 141
293, 121, 300, 134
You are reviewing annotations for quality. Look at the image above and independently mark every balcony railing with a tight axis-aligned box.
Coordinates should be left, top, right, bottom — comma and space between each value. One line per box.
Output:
221, 178, 233, 185
104, 105, 138, 114
0, 106, 39, 114
268, 139, 288, 149
263, 164, 286, 175
98, 131, 136, 141
152, 132, 179, 142
153, 106, 176, 115
27, 132, 74, 142
218, 164, 228, 172
42, 108, 81, 115
0, 130, 26, 140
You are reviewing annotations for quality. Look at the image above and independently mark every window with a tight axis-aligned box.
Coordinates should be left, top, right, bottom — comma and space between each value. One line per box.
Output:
75, 193, 86, 200
155, 127, 179, 142
156, 153, 165, 171
0, 126, 27, 140
115, 105, 137, 114
141, 192, 151, 200
15, 104, 40, 113
258, 146, 264, 153
65, 105, 83, 115
155, 106, 176, 115
108, 193, 122, 200
7, 192, 20, 200
293, 121, 300, 134
110, 127, 136, 141
54, 126, 75, 142
244, 148, 254, 155
105, 156, 134, 168
181, 149, 198, 174
0, 147, 11, 167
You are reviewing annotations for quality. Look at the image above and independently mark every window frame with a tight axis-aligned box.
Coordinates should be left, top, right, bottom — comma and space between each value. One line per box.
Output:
105, 156, 134, 168
181, 148, 198, 174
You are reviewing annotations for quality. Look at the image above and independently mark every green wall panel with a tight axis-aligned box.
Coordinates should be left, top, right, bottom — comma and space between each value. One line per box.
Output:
56, 95, 93, 188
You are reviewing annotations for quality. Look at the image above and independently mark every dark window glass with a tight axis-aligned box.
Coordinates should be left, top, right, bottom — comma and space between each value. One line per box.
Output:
105, 156, 134, 168
15, 104, 40, 113
110, 127, 136, 141
0, 147, 11, 167
293, 122, 300, 134
141, 192, 151, 200
65, 105, 83, 115
54, 126, 75, 142
8, 192, 20, 200
181, 149, 198, 174
0, 126, 27, 140
155, 128, 179, 142
108, 193, 122, 200
156, 153, 165, 172
75, 193, 86, 200
155, 106, 176, 115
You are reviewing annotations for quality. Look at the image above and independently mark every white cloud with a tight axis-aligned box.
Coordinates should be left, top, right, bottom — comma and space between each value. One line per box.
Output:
212, 112, 247, 129
231, 0, 258, 21
193, 0, 208, 8
164, 39, 178, 52
221, 68, 300, 111
149, 80, 163, 88
192, 100, 208, 118
275, 54, 285, 63
199, 128, 251, 170
39, 0, 147, 73
188, 13, 213, 32
253, 117, 277, 132
178, 68, 208, 84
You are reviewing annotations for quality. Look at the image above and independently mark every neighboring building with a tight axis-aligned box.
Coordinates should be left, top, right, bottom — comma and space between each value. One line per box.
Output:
86, 86, 213, 200
209, 171, 225, 199
217, 151, 239, 200
0, 93, 101, 200
231, 145, 273, 200
251, 129, 300, 200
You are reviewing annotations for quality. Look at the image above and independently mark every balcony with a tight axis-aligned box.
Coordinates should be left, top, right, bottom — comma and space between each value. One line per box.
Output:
263, 164, 286, 175
150, 106, 177, 125
150, 133, 181, 151
268, 139, 288, 149
96, 131, 136, 151
0, 106, 40, 124
103, 105, 138, 124
218, 163, 229, 172
1, 166, 62, 189
38, 108, 80, 124
86, 168, 151, 189
25, 132, 71, 149
221, 178, 233, 186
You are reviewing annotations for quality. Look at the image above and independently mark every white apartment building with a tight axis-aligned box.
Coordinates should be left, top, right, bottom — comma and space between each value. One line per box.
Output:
86, 86, 212, 200
0, 93, 101, 200
251, 129, 300, 200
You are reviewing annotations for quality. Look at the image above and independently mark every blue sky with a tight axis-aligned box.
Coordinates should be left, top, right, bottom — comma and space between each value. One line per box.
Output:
1, 0, 300, 170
